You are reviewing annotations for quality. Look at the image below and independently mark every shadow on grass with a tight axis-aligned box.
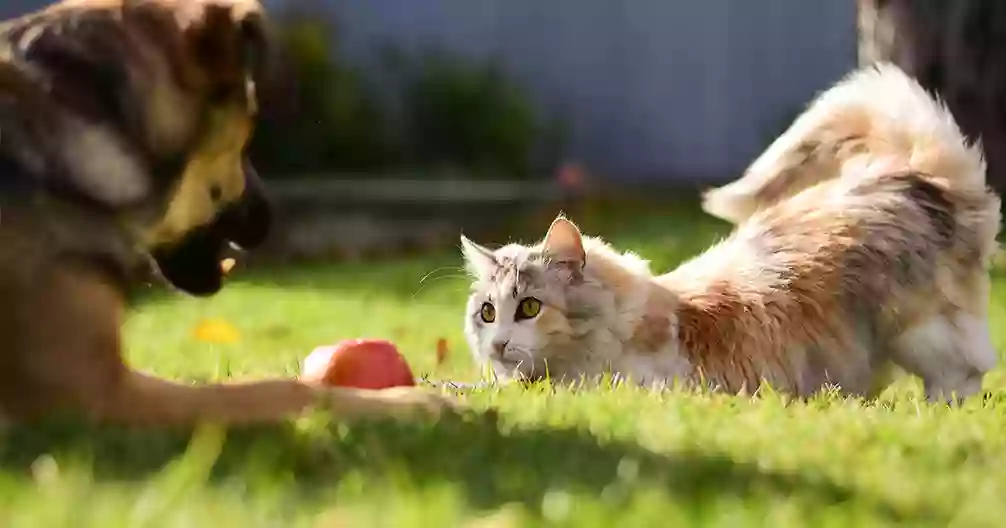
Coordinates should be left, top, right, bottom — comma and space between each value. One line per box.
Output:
0, 411, 938, 523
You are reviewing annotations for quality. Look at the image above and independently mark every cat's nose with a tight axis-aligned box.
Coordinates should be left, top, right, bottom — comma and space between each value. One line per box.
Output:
491, 339, 509, 356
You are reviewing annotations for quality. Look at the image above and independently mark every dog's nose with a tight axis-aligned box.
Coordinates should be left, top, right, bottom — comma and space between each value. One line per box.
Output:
491, 340, 509, 356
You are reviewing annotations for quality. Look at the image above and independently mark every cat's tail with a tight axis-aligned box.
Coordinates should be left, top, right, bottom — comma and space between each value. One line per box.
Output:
701, 62, 991, 225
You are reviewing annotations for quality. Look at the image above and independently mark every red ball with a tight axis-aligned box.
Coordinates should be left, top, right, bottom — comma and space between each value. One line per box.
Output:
300, 338, 416, 389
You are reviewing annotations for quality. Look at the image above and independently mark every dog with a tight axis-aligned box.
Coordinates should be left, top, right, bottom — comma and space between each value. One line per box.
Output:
0, 0, 453, 426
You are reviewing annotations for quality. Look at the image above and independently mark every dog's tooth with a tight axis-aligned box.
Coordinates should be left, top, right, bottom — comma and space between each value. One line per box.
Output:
220, 258, 236, 274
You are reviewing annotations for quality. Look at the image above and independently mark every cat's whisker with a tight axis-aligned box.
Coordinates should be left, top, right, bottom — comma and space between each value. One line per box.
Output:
412, 267, 469, 298
419, 266, 467, 284
507, 348, 534, 366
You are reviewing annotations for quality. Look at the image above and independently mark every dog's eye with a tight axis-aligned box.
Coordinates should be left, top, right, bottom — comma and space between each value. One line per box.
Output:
209, 185, 222, 202
516, 297, 542, 320
480, 302, 496, 323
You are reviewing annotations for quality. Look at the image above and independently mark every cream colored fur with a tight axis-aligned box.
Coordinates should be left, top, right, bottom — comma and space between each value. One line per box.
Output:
462, 64, 1001, 403
702, 62, 989, 226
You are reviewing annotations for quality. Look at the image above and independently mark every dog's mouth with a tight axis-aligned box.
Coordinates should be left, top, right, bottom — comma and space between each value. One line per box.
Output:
151, 167, 272, 296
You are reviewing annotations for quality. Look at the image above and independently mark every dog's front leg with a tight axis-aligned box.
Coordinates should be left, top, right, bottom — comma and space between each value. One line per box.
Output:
3, 263, 455, 426
102, 372, 453, 426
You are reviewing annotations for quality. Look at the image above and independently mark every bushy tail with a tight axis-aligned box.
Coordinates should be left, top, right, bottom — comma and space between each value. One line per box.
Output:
702, 62, 991, 225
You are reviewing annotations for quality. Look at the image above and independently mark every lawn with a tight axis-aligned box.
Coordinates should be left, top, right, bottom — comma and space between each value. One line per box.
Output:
2, 199, 1006, 527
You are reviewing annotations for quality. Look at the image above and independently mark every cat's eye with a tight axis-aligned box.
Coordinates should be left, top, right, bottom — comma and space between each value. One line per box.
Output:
480, 302, 496, 323
517, 297, 542, 320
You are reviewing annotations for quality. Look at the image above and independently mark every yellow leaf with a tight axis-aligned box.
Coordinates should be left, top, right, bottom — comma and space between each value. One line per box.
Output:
192, 318, 241, 344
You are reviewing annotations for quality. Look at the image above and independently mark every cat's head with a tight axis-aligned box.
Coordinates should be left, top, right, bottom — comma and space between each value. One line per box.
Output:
460, 216, 615, 382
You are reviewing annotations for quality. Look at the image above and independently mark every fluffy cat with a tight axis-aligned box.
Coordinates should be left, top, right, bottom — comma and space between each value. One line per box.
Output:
461, 65, 1001, 403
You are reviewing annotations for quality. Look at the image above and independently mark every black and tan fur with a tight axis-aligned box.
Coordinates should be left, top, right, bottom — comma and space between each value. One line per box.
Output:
0, 0, 452, 426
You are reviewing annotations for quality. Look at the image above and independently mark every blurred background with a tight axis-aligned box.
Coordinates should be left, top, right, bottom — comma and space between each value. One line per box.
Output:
2, 0, 1001, 265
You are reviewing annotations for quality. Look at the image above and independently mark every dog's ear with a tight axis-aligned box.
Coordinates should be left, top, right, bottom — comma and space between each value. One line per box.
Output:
175, 0, 274, 107
18, 9, 135, 124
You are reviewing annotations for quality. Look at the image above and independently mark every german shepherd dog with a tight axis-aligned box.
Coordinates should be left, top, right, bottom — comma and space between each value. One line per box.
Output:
0, 0, 454, 426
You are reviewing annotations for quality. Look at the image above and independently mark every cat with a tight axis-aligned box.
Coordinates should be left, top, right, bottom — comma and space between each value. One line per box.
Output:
460, 65, 1001, 403
701, 62, 992, 225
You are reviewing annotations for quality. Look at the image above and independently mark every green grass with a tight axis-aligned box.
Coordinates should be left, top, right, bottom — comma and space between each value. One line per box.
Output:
3, 200, 1006, 527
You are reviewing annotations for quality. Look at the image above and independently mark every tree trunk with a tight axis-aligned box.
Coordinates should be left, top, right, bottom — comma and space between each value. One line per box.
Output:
858, 0, 1006, 195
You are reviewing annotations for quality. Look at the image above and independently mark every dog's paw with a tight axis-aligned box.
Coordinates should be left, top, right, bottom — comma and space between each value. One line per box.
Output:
368, 386, 461, 419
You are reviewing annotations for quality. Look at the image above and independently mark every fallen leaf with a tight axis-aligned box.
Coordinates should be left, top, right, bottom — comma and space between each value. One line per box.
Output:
192, 318, 241, 344
436, 337, 450, 365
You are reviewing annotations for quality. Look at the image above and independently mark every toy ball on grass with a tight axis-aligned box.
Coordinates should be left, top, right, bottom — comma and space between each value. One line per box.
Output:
300, 338, 416, 389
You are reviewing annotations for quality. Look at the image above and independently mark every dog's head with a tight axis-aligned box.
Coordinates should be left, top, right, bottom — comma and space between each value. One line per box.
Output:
4, 0, 277, 295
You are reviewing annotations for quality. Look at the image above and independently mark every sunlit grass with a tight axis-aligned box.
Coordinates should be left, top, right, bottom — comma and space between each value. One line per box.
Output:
2, 202, 1005, 527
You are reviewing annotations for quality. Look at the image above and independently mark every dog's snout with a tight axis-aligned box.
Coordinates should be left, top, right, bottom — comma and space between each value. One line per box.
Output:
217, 160, 271, 249
150, 161, 272, 297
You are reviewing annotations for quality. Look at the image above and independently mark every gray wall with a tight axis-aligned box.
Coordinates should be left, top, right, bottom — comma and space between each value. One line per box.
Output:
3, 0, 858, 183
269, 0, 858, 182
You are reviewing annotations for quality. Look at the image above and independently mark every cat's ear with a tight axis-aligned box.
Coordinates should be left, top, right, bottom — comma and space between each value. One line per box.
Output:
461, 234, 498, 276
543, 216, 586, 269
